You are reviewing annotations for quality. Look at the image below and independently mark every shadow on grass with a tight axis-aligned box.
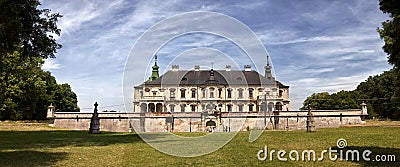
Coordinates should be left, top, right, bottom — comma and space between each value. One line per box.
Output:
330, 146, 399, 167
0, 131, 149, 150
0, 131, 176, 166
0, 150, 67, 166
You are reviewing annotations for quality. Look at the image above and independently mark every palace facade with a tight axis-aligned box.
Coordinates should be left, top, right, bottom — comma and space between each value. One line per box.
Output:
133, 56, 290, 114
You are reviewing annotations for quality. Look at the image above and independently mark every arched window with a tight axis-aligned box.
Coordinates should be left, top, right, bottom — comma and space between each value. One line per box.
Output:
249, 88, 254, 98
190, 105, 196, 112
279, 90, 283, 97
180, 89, 186, 98
268, 102, 274, 111
149, 103, 155, 112
191, 88, 196, 98
227, 104, 232, 112
209, 87, 215, 98
169, 88, 176, 98
249, 104, 254, 112
260, 102, 267, 111
238, 104, 244, 112
180, 104, 186, 112
140, 103, 147, 112
238, 88, 244, 99
227, 89, 232, 98
275, 102, 283, 111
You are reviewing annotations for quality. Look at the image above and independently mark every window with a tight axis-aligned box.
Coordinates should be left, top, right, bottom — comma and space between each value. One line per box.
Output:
249, 88, 253, 98
275, 103, 282, 111
180, 89, 185, 98
202, 89, 206, 98
218, 89, 222, 98
238, 89, 243, 99
227, 89, 232, 98
238, 104, 243, 112
279, 90, 283, 97
140, 91, 143, 97
249, 104, 254, 112
170, 88, 176, 98
180, 104, 185, 112
170, 105, 175, 112
209, 88, 214, 98
227, 104, 232, 112
191, 105, 196, 112
191, 90, 196, 98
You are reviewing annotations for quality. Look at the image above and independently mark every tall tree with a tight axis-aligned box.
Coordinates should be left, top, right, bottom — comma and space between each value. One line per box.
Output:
378, 0, 400, 69
0, 0, 79, 120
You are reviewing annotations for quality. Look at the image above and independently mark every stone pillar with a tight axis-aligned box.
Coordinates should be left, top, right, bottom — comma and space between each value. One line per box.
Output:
89, 102, 101, 134
360, 102, 368, 123
273, 110, 280, 130
306, 104, 316, 132
46, 104, 55, 126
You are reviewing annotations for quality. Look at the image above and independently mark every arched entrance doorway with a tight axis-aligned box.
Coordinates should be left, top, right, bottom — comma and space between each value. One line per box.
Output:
156, 103, 163, 112
148, 103, 155, 112
206, 120, 216, 132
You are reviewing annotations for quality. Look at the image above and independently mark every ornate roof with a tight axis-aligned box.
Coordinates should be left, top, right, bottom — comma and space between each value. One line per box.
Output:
138, 69, 288, 88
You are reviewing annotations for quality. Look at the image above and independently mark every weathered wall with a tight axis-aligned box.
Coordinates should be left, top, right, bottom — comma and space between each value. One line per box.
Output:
52, 113, 132, 132
50, 110, 367, 132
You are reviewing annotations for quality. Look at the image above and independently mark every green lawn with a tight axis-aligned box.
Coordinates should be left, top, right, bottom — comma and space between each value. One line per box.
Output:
0, 121, 399, 166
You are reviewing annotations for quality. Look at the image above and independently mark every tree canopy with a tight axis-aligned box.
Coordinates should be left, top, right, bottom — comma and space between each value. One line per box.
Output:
301, 70, 400, 120
0, 0, 78, 120
378, 0, 400, 69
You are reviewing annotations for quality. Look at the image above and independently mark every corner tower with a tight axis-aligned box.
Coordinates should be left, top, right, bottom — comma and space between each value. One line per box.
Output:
264, 55, 273, 80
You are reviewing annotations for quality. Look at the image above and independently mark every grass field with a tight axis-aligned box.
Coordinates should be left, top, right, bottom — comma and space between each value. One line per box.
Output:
0, 121, 399, 166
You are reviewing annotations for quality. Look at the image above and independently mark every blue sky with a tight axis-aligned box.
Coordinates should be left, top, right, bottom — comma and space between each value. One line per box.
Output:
40, 0, 391, 111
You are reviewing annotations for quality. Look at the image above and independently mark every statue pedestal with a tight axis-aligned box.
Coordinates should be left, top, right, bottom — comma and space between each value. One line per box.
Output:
306, 112, 316, 132
89, 102, 101, 134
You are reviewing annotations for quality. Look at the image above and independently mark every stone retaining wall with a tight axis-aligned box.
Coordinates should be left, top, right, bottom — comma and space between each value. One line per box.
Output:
49, 110, 367, 132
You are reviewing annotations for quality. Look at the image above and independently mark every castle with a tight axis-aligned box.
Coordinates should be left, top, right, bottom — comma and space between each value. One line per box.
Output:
133, 55, 290, 114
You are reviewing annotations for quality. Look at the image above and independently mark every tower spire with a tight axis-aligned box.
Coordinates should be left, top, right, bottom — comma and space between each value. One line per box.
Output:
265, 54, 272, 80
148, 54, 160, 82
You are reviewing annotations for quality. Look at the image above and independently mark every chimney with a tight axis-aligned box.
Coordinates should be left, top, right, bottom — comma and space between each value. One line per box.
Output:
194, 65, 200, 71
172, 65, 179, 71
225, 65, 231, 71
244, 65, 251, 71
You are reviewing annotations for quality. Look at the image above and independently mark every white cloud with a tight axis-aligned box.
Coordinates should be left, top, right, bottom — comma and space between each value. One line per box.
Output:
42, 59, 61, 70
